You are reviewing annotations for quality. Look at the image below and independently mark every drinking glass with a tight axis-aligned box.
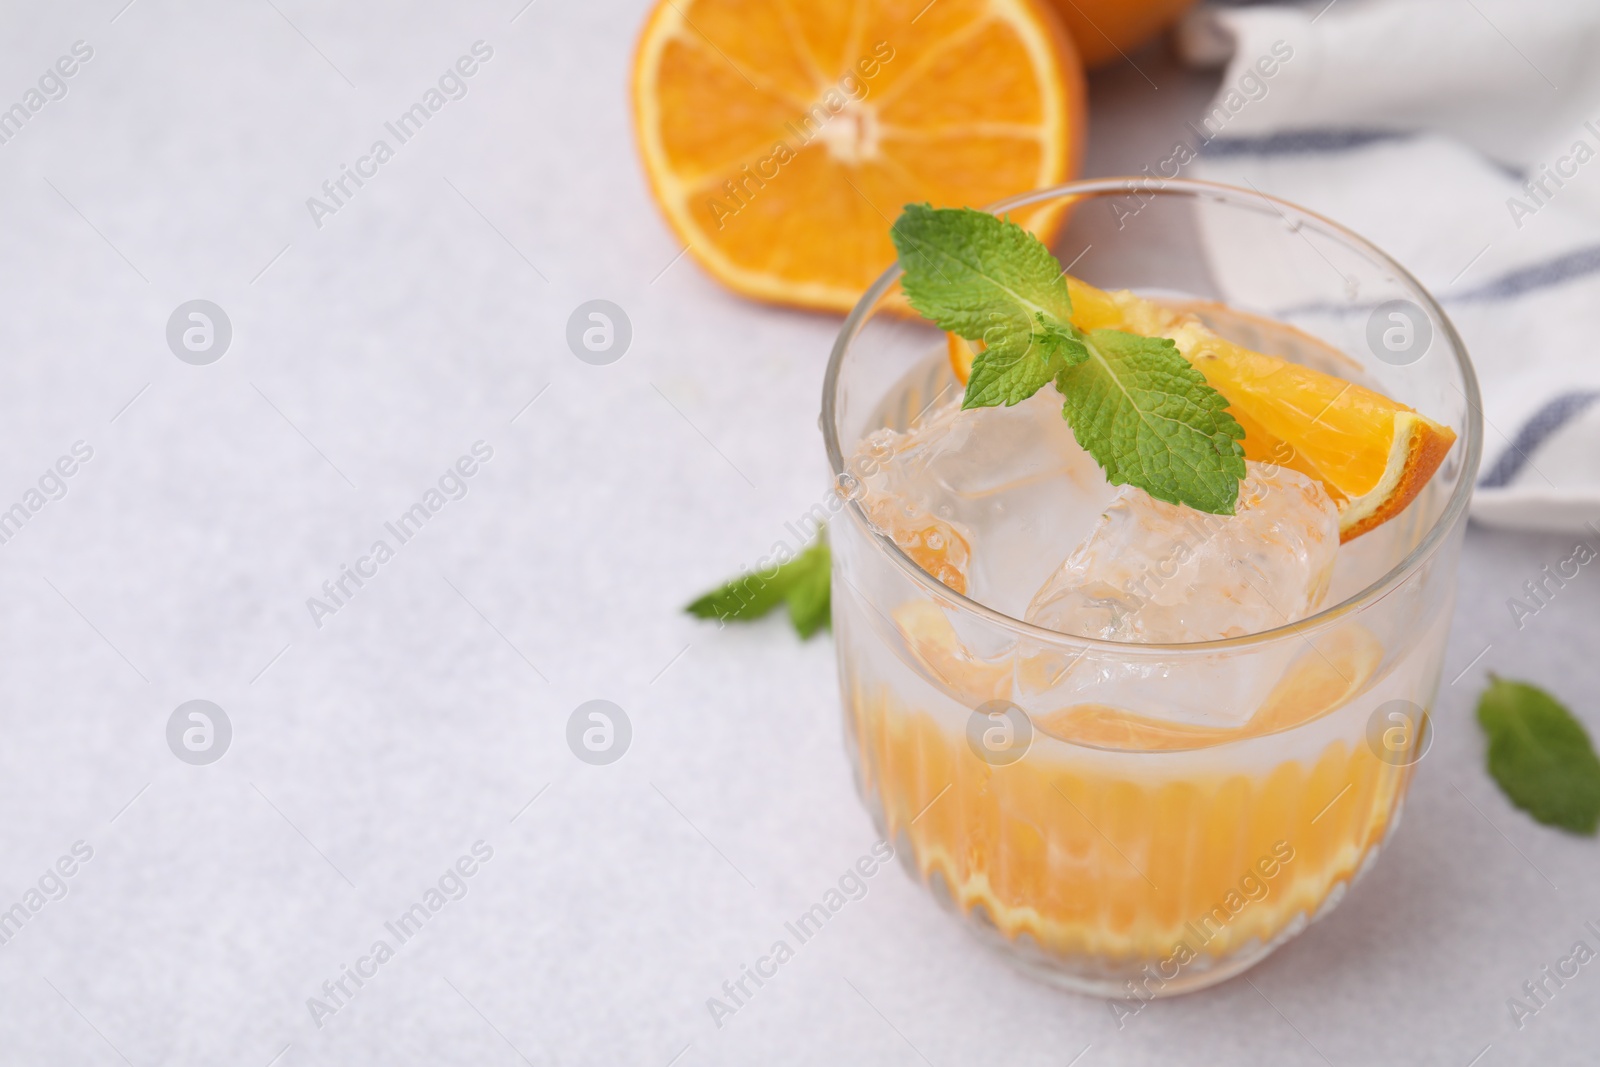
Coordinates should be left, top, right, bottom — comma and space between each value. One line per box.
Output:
820, 178, 1482, 996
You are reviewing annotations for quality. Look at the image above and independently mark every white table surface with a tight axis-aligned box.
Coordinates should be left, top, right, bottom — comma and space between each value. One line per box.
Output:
1, 3, 1596, 1064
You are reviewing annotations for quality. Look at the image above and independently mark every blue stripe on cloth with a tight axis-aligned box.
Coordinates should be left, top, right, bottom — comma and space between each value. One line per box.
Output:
1267, 242, 1600, 320
1199, 128, 1414, 158
1479, 391, 1600, 488
1450, 244, 1600, 303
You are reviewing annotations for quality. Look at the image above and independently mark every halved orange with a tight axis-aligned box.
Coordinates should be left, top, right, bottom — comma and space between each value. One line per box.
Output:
946, 279, 1457, 540
632, 0, 1086, 312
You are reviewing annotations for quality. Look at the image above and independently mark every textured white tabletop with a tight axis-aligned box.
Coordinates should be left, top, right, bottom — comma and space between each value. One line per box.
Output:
0, 3, 1595, 1065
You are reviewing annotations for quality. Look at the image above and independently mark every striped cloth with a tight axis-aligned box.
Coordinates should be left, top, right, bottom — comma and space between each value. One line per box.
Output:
1180, 0, 1600, 533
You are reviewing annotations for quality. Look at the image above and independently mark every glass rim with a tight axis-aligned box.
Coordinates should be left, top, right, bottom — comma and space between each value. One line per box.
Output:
820, 177, 1485, 654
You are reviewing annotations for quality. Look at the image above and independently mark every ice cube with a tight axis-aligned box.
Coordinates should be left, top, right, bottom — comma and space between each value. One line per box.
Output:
1026, 463, 1340, 643
851, 391, 1114, 606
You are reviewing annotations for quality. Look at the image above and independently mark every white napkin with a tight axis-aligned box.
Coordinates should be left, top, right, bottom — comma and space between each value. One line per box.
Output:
1179, 0, 1600, 532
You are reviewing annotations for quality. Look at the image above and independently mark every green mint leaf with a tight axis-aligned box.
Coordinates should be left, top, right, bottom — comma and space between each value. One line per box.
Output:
783, 538, 831, 638
685, 534, 830, 640
962, 315, 1089, 410
685, 568, 788, 623
890, 205, 1078, 410
1476, 676, 1600, 834
1056, 329, 1247, 514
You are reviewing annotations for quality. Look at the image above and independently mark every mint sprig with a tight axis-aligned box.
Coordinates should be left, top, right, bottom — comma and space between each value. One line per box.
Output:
1477, 675, 1600, 834
891, 204, 1246, 514
686, 535, 830, 639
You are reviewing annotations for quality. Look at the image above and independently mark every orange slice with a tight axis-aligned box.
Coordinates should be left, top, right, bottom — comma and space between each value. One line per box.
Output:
945, 280, 1457, 540
1035, 703, 1240, 750
632, 0, 1086, 312
1030, 624, 1383, 750
1249, 624, 1385, 734
947, 330, 978, 384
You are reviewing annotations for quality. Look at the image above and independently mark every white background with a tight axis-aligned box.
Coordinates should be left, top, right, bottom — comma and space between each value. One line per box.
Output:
0, 2, 1595, 1064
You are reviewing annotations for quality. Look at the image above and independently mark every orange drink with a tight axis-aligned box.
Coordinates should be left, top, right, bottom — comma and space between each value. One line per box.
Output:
822, 180, 1480, 994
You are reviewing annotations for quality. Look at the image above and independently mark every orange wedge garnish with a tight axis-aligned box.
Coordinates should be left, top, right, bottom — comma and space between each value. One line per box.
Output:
632, 0, 1086, 312
946, 330, 979, 385
945, 279, 1456, 540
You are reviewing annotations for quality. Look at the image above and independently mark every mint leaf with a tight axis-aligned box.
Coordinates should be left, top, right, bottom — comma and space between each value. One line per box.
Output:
891, 205, 1085, 409
685, 566, 788, 622
686, 535, 830, 640
963, 315, 1089, 409
1476, 676, 1600, 834
889, 204, 1245, 514
891, 204, 1073, 341
784, 540, 831, 638
1058, 330, 1246, 514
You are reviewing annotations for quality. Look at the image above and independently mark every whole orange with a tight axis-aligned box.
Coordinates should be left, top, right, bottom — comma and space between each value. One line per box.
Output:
1045, 0, 1198, 69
